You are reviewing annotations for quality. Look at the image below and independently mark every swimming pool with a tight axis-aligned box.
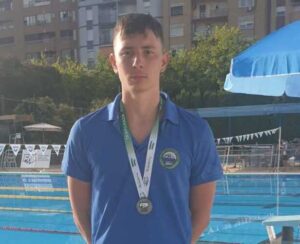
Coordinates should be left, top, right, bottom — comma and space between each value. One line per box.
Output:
0, 173, 84, 244
0, 173, 299, 244
201, 173, 300, 244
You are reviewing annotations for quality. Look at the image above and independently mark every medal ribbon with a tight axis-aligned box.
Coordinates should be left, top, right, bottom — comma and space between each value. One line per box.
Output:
120, 99, 162, 199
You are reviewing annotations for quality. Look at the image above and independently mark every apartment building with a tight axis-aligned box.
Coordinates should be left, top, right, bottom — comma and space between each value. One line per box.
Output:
1, 0, 300, 64
0, 0, 78, 62
161, 0, 228, 53
78, 0, 162, 66
270, 0, 300, 30
164, 0, 300, 52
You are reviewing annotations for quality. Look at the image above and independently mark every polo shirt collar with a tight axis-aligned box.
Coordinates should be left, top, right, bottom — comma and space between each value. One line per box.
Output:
105, 92, 179, 125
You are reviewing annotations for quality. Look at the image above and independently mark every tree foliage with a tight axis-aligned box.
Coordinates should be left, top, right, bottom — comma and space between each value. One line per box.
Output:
162, 25, 251, 108
1, 25, 300, 142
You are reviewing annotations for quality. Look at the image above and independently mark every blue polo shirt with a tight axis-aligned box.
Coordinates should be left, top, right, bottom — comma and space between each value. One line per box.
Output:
62, 93, 223, 244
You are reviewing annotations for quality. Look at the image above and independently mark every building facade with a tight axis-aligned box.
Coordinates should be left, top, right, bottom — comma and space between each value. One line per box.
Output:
78, 0, 163, 66
0, 0, 78, 62
1, 0, 300, 64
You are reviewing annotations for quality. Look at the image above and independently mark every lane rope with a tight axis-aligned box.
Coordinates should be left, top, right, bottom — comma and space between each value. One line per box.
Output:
0, 226, 79, 235
0, 195, 68, 200
0, 206, 71, 214
0, 187, 68, 192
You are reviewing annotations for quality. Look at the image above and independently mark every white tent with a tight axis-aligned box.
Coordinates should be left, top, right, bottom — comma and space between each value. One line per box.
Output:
24, 123, 63, 143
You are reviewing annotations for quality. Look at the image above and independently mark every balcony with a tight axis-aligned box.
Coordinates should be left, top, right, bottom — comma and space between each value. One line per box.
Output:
291, 0, 300, 6
193, 8, 228, 20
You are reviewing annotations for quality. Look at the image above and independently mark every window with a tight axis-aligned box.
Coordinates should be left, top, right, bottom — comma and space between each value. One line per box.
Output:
276, 7, 285, 28
61, 49, 75, 59
171, 5, 183, 16
87, 20, 93, 29
36, 13, 52, 25
23, 0, 50, 8
170, 24, 184, 37
25, 52, 41, 60
170, 44, 184, 51
276, 0, 285, 6
60, 29, 74, 39
238, 15, 254, 30
0, 0, 12, 12
87, 40, 93, 50
25, 32, 55, 42
199, 4, 206, 17
0, 36, 14, 46
24, 13, 53, 26
99, 28, 112, 45
24, 16, 36, 26
99, 5, 116, 24
193, 24, 211, 38
60, 10, 75, 22
86, 8, 93, 21
291, 0, 300, 6
276, 6, 286, 16
0, 20, 14, 31
87, 29, 93, 41
239, 0, 254, 8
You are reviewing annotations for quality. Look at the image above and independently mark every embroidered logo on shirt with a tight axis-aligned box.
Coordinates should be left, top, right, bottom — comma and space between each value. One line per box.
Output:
160, 148, 180, 169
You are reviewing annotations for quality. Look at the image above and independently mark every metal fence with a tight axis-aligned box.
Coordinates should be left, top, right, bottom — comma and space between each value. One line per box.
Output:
1, 143, 300, 172
218, 143, 300, 172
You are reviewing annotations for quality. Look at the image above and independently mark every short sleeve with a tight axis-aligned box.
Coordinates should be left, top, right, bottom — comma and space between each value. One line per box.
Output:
61, 119, 92, 182
190, 120, 223, 186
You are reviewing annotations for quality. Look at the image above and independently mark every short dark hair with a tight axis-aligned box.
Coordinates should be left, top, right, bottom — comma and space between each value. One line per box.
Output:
112, 13, 164, 45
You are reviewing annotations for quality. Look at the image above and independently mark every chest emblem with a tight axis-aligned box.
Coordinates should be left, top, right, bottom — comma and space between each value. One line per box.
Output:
159, 148, 180, 169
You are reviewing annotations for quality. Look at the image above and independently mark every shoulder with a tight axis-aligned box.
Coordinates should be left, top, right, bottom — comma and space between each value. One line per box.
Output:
176, 105, 210, 133
69, 103, 113, 143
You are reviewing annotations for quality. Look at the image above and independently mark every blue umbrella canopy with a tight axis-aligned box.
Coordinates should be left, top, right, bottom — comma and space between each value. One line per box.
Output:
224, 20, 300, 97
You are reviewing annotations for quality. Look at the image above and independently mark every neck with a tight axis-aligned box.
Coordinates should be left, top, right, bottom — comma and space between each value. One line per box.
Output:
122, 90, 160, 122
121, 90, 161, 144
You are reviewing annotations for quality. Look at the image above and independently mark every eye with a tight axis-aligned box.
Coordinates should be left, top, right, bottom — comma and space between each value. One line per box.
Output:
144, 49, 153, 55
121, 50, 132, 57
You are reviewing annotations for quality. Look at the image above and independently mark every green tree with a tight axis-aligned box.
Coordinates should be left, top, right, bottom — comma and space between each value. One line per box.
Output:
161, 25, 251, 108
14, 96, 56, 123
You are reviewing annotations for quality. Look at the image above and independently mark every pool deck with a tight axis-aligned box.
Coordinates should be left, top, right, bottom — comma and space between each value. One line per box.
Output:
1, 165, 300, 174
223, 166, 300, 173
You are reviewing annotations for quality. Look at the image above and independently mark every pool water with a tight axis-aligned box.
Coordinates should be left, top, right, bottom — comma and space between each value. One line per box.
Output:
0, 173, 84, 244
200, 173, 300, 244
0, 173, 299, 244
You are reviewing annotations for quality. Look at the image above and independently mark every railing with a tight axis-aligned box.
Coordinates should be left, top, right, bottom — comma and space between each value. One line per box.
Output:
194, 8, 228, 20
217, 143, 300, 172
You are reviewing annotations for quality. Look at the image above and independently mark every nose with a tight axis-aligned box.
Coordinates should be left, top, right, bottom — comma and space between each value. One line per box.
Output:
132, 55, 143, 69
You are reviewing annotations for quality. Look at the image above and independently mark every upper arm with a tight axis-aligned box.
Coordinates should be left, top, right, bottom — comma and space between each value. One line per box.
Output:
68, 176, 91, 214
189, 181, 216, 215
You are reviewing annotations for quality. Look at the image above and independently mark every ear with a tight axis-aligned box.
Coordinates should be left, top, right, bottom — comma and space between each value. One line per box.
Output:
109, 53, 118, 74
160, 52, 169, 73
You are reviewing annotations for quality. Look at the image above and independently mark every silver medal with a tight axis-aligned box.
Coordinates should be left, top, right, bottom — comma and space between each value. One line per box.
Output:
136, 198, 152, 215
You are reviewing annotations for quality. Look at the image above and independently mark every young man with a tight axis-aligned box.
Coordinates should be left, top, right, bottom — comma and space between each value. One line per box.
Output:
62, 14, 223, 244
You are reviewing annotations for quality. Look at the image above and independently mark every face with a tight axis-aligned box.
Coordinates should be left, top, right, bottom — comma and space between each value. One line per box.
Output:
109, 29, 169, 93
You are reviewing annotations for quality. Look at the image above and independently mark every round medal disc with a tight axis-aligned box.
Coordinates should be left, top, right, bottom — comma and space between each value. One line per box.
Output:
136, 198, 152, 215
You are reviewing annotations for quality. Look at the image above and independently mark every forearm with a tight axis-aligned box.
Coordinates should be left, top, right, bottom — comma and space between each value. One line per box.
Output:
67, 177, 92, 244
73, 210, 91, 244
191, 214, 210, 244
189, 182, 216, 244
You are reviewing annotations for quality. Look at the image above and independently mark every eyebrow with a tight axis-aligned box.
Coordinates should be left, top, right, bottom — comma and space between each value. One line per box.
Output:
120, 45, 156, 51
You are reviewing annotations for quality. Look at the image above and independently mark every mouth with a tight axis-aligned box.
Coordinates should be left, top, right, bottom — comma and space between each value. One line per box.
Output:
130, 75, 147, 79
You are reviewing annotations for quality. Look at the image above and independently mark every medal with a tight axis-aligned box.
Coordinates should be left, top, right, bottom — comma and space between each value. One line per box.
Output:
120, 98, 163, 215
136, 197, 153, 215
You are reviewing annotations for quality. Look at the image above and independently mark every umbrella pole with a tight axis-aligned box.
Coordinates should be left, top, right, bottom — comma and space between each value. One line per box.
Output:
276, 126, 282, 216
277, 126, 282, 172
